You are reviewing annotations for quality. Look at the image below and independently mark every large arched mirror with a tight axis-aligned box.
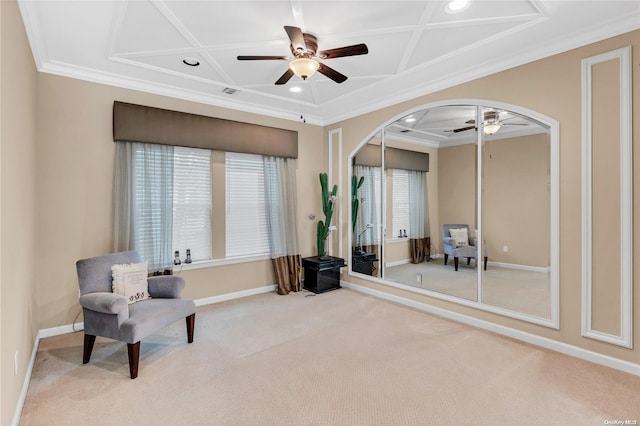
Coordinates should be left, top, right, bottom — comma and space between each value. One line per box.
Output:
349, 100, 559, 327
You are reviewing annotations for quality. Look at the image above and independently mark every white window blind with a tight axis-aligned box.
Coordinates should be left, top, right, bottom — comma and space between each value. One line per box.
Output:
172, 146, 212, 262
392, 169, 411, 238
225, 152, 270, 257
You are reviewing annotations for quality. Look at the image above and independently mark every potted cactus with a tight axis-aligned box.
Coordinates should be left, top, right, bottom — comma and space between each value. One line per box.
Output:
302, 172, 345, 294
317, 172, 338, 257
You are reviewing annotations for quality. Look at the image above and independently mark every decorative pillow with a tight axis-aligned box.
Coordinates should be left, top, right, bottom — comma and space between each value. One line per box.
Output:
111, 261, 150, 304
449, 228, 469, 247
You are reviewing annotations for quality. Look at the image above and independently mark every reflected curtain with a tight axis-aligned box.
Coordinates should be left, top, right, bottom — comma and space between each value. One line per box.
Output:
113, 142, 174, 273
264, 156, 301, 295
408, 170, 430, 263
353, 165, 381, 248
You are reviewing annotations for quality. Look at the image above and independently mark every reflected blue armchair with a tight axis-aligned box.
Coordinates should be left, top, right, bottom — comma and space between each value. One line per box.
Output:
76, 251, 196, 379
441, 224, 488, 271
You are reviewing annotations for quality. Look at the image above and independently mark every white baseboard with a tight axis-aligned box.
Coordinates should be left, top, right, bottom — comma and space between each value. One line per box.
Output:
385, 259, 411, 268
13, 284, 277, 425
39, 322, 84, 338
195, 284, 276, 307
487, 261, 550, 273
12, 332, 41, 426
341, 281, 640, 377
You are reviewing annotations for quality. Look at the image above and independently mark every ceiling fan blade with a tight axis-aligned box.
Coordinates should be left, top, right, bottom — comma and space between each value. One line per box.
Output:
284, 26, 306, 53
318, 63, 347, 83
450, 126, 476, 133
318, 43, 369, 59
275, 68, 294, 85
237, 55, 289, 61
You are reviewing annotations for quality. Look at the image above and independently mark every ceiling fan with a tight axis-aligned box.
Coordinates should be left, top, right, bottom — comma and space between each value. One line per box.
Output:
446, 110, 530, 135
237, 25, 368, 85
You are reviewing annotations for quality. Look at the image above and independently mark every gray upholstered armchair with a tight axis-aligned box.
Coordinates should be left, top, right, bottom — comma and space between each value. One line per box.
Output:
76, 251, 196, 379
441, 224, 488, 271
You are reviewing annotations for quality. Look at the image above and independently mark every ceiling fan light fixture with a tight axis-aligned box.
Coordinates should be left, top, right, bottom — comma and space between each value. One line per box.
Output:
483, 122, 501, 135
446, 0, 470, 13
289, 58, 320, 80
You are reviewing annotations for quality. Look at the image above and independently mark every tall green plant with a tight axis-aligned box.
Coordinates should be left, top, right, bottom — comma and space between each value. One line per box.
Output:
351, 175, 365, 234
317, 173, 338, 257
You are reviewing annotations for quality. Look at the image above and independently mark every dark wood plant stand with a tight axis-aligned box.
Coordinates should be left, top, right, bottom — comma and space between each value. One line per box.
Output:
302, 256, 345, 293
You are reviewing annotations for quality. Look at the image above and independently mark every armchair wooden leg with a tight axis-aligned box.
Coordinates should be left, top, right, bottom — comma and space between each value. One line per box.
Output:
454, 257, 459, 271
127, 342, 140, 379
444, 254, 448, 266
186, 313, 195, 344
83, 334, 96, 364
484, 256, 488, 271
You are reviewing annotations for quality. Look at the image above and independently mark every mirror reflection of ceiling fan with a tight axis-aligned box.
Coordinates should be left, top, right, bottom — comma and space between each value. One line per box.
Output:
446, 110, 530, 135
237, 26, 368, 85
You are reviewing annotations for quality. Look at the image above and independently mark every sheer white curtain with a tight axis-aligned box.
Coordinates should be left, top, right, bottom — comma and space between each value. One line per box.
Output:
353, 165, 381, 247
408, 170, 429, 238
263, 156, 301, 294
113, 142, 174, 272
407, 170, 430, 263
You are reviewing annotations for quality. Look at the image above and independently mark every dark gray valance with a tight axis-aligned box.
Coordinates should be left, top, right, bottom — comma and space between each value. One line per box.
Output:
353, 144, 429, 172
113, 101, 298, 158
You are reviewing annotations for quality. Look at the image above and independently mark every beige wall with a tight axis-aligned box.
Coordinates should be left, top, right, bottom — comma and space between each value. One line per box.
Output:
35, 74, 325, 328
334, 29, 640, 365
591, 58, 622, 336
1, 1, 38, 425
438, 143, 476, 253
483, 133, 550, 267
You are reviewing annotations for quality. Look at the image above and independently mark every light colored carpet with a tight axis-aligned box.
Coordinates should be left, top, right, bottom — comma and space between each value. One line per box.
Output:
20, 289, 640, 425
385, 259, 550, 319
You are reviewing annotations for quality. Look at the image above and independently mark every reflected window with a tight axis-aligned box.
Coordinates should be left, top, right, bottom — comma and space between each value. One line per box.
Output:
392, 169, 410, 238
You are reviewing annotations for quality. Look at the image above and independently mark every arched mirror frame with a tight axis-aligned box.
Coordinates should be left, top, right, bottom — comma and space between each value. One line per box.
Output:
347, 99, 559, 329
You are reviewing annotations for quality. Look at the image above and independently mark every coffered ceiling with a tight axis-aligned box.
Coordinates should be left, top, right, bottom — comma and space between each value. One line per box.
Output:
18, 1, 640, 126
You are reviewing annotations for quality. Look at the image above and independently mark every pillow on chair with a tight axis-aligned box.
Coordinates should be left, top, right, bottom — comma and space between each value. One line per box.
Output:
449, 228, 468, 246
111, 261, 150, 304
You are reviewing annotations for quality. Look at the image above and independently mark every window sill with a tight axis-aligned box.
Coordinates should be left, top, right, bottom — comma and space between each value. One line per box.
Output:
173, 254, 271, 272
386, 237, 411, 244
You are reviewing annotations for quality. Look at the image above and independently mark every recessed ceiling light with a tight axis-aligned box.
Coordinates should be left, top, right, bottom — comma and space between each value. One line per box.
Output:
405, 116, 416, 123
289, 86, 303, 93
446, 0, 470, 13
182, 57, 200, 67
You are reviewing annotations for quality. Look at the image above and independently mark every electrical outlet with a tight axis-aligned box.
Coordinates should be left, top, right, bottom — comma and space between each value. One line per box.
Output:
14, 351, 19, 375
503, 245, 509, 253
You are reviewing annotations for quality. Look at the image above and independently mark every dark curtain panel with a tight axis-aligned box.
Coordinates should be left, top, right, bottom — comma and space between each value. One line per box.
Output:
273, 255, 302, 295
410, 237, 431, 264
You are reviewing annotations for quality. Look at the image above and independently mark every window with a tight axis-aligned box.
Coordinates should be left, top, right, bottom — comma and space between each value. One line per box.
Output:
225, 152, 270, 257
118, 143, 277, 266
392, 169, 410, 238
172, 147, 212, 262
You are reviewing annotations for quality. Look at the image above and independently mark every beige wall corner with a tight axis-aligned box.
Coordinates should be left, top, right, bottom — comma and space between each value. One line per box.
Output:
1, 1, 38, 425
